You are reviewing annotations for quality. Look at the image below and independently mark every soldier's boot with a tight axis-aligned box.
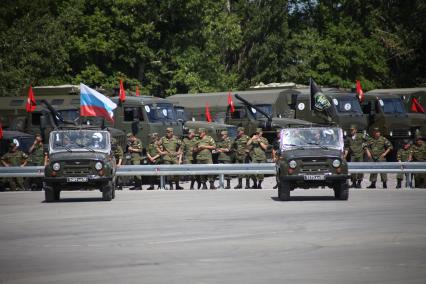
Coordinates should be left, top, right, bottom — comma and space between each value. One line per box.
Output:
367, 181, 376, 189
190, 180, 195, 190
383, 181, 387, 189
257, 180, 263, 189
234, 178, 243, 189
209, 181, 217, 190
251, 178, 258, 189
350, 180, 357, 188
202, 182, 208, 190
135, 179, 143, 190
356, 180, 362, 188
168, 182, 174, 190
396, 179, 402, 189
225, 180, 231, 189
175, 181, 184, 190
245, 178, 251, 189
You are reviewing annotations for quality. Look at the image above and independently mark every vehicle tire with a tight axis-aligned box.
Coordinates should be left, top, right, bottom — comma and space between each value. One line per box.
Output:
54, 189, 61, 201
333, 182, 349, 201
112, 182, 116, 199
278, 180, 291, 201
44, 187, 56, 202
102, 182, 113, 201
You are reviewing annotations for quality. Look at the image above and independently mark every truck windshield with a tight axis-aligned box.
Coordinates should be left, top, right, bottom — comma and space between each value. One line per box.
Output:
146, 103, 177, 122
50, 130, 110, 153
335, 97, 362, 113
250, 104, 272, 119
280, 127, 343, 152
380, 98, 406, 114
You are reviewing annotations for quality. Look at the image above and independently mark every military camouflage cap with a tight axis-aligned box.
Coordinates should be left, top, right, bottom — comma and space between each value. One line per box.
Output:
237, 127, 245, 132
372, 127, 380, 132
126, 132, 134, 138
166, 127, 173, 132
111, 137, 117, 144
150, 132, 159, 137
350, 124, 357, 130
276, 128, 282, 133
188, 129, 195, 134
256, 128, 263, 133
9, 142, 17, 148
402, 139, 411, 144
220, 130, 228, 135
198, 127, 206, 133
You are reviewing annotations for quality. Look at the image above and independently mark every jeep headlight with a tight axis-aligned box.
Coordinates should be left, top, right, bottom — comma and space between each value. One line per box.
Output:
288, 160, 297, 169
52, 162, 60, 171
95, 162, 103, 170
332, 159, 341, 168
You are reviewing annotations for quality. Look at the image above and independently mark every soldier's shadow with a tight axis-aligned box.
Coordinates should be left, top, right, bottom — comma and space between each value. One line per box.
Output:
42, 197, 104, 203
270, 196, 337, 202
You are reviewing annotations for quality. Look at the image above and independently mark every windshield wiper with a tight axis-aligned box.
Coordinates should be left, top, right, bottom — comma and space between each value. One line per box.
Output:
283, 143, 305, 150
64, 145, 72, 152
75, 143, 95, 152
306, 142, 329, 149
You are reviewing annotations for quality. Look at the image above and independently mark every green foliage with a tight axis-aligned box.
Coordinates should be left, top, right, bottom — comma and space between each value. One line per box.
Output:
0, 0, 425, 97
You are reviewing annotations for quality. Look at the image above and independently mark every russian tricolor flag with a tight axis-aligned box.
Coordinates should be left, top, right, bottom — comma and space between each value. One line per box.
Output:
80, 83, 117, 122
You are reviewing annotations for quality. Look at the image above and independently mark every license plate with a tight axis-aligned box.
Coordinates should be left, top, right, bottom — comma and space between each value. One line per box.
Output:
303, 175, 325, 181
67, 177, 88, 182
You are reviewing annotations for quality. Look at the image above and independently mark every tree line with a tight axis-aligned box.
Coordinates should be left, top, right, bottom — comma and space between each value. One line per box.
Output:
0, 0, 425, 97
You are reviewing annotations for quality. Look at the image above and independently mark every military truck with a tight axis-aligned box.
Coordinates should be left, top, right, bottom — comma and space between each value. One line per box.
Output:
368, 88, 426, 137
43, 127, 116, 202
275, 127, 349, 201
168, 91, 312, 146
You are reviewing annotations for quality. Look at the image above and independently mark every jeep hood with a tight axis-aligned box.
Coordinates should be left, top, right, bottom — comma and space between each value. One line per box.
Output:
49, 151, 108, 162
282, 148, 342, 160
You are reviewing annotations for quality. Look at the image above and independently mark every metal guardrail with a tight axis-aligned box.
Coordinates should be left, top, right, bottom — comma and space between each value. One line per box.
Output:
2, 162, 426, 178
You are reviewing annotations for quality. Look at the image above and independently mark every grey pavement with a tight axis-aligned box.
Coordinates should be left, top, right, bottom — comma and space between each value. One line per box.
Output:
1, 184, 426, 283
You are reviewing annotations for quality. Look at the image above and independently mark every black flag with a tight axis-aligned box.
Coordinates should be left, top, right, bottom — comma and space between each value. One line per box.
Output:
309, 78, 335, 121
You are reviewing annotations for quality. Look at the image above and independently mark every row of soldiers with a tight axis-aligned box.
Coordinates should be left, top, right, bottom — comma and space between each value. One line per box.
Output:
115, 126, 269, 190
1, 134, 47, 191
344, 125, 426, 189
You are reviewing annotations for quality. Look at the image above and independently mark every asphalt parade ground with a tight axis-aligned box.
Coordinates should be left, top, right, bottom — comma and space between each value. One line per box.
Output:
1, 178, 426, 284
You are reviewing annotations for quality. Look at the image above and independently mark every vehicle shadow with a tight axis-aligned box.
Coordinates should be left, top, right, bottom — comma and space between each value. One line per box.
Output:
42, 198, 105, 203
270, 196, 337, 202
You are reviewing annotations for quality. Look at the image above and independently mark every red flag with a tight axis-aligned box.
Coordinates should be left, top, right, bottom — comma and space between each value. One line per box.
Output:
135, 86, 140, 97
0, 122, 3, 140
227, 90, 235, 113
26, 85, 36, 112
119, 80, 126, 103
205, 103, 212, 122
356, 80, 365, 103
411, 97, 425, 113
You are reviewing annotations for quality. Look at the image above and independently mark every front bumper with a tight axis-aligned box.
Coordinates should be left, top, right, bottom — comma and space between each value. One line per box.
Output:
44, 176, 111, 190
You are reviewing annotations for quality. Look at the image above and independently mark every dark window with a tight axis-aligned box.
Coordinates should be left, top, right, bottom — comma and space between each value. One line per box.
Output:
10, 100, 24, 106
32, 113, 41, 126
71, 99, 80, 105
231, 108, 246, 119
124, 107, 136, 121
51, 99, 64, 105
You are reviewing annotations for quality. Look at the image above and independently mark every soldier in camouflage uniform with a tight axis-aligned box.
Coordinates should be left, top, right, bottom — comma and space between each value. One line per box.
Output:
1, 142, 28, 191
216, 130, 233, 189
146, 133, 162, 190
409, 135, 426, 188
127, 133, 143, 190
247, 128, 269, 189
396, 139, 412, 188
158, 127, 183, 190
233, 127, 250, 189
272, 129, 281, 189
194, 128, 216, 189
27, 133, 48, 190
365, 128, 393, 188
344, 125, 367, 188
182, 129, 198, 189
111, 137, 124, 189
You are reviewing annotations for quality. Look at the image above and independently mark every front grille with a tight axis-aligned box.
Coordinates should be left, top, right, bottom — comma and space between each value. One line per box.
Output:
300, 159, 330, 173
62, 160, 93, 176
392, 129, 410, 138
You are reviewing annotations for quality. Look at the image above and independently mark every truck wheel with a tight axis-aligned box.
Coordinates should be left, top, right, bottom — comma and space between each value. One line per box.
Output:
102, 182, 113, 201
333, 182, 349, 200
278, 181, 291, 201
44, 187, 56, 202
54, 189, 61, 201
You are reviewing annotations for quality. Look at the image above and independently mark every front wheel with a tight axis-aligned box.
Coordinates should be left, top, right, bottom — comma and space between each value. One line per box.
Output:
333, 182, 349, 200
102, 182, 113, 201
44, 187, 60, 202
278, 180, 291, 201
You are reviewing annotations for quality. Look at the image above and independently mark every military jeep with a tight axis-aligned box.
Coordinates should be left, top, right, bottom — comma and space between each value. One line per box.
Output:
276, 127, 349, 201
43, 128, 116, 202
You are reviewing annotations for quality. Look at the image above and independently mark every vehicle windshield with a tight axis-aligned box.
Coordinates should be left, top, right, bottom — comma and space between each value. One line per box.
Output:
50, 130, 110, 153
146, 103, 177, 122
280, 127, 343, 152
57, 109, 80, 121
334, 96, 363, 113
249, 104, 272, 119
380, 98, 406, 114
